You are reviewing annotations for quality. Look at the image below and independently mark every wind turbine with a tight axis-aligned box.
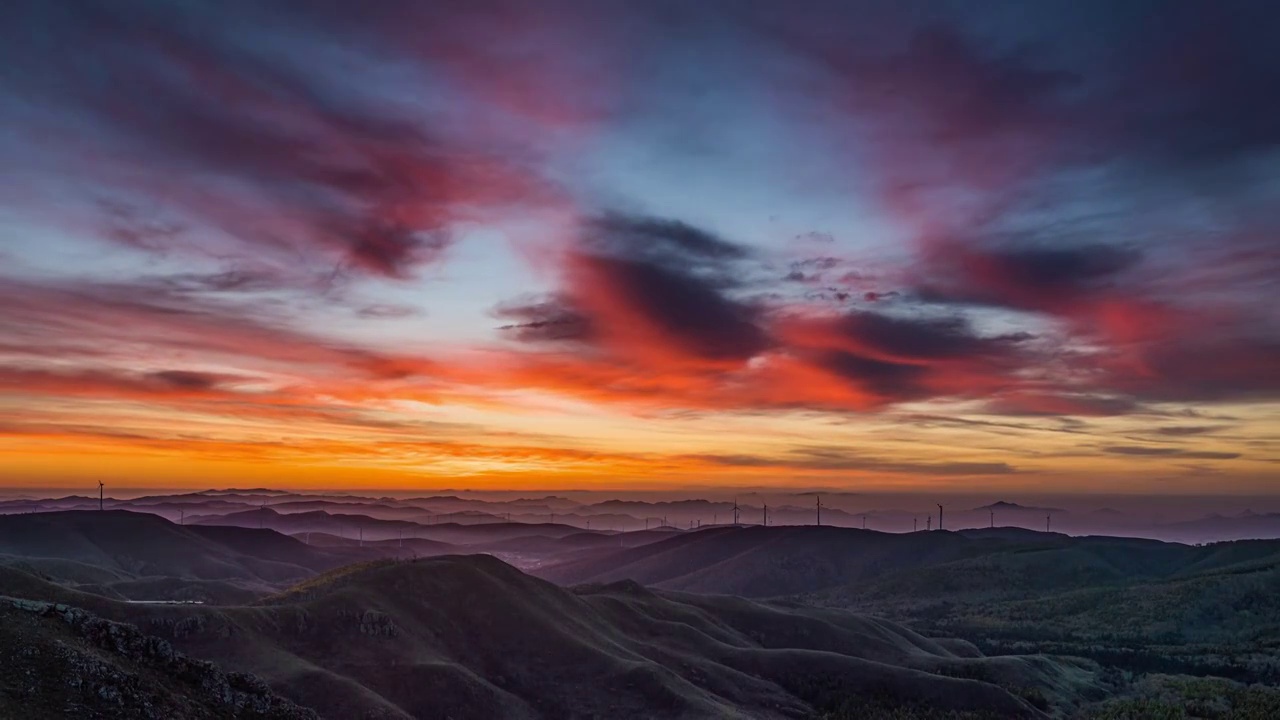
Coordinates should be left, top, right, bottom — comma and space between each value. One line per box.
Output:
937, 504, 944, 531
990, 509, 994, 528
913, 517, 918, 532
926, 515, 932, 531
1046, 513, 1052, 532
861, 514, 867, 530
98, 481, 104, 511
732, 498, 741, 526
816, 495, 825, 526
763, 503, 768, 527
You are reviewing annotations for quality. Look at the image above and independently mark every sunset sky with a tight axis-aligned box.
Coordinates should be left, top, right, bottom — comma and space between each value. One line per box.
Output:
1, 0, 1276, 493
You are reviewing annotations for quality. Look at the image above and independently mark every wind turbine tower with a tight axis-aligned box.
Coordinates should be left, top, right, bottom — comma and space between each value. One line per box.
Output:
763, 503, 768, 527
990, 509, 994, 528
937, 504, 944, 530
926, 515, 932, 531
816, 495, 823, 526
98, 481, 104, 511
1046, 513, 1052, 532
913, 517, 918, 532
732, 499, 741, 526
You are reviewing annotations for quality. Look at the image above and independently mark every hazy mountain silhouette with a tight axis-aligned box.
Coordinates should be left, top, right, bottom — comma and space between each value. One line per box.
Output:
973, 501, 1066, 514
1157, 512, 1280, 542
9, 490, 1279, 544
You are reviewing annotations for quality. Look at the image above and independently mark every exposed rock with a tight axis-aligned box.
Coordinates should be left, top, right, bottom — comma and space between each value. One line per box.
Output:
1, 596, 319, 720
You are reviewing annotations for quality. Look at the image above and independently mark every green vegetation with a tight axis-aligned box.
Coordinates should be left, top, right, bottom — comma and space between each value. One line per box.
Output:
776, 537, 1280, 686
1078, 675, 1280, 719
832, 565, 1280, 685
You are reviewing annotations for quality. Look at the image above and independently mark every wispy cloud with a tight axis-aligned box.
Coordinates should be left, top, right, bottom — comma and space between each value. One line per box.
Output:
1, 1, 1275, 489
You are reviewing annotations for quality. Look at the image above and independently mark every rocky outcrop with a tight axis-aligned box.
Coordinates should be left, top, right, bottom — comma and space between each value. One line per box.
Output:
1, 596, 319, 720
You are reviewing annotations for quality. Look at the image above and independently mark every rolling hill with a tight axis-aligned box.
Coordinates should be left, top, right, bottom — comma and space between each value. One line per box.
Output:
0, 511, 400, 601
537, 525, 1280, 684
2, 556, 1097, 719
536, 525, 991, 595
539, 525, 1280, 597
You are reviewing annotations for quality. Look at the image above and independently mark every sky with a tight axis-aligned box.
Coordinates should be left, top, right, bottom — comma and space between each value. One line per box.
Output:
0, 0, 1277, 493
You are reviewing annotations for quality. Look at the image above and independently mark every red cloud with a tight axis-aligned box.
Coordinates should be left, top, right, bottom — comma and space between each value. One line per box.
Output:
6, 1, 564, 283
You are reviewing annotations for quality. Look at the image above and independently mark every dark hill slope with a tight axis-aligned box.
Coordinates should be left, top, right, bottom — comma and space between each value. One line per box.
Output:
188, 508, 428, 542
14, 556, 1095, 719
406, 521, 617, 545
539, 525, 1280, 599
0, 511, 393, 600
191, 509, 616, 547
537, 526, 989, 595
286, 531, 459, 555
0, 596, 316, 720
536, 526, 1280, 684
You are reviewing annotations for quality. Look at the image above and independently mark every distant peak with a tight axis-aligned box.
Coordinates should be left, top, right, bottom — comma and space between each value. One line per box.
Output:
974, 500, 1065, 513
974, 500, 1024, 510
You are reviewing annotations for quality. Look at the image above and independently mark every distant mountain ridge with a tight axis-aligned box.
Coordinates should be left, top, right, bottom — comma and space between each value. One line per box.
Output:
6, 490, 1280, 542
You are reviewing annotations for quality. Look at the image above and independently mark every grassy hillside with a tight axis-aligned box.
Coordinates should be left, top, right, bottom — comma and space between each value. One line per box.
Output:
1079, 674, 1280, 719
9, 555, 1100, 719
538, 526, 1280, 684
